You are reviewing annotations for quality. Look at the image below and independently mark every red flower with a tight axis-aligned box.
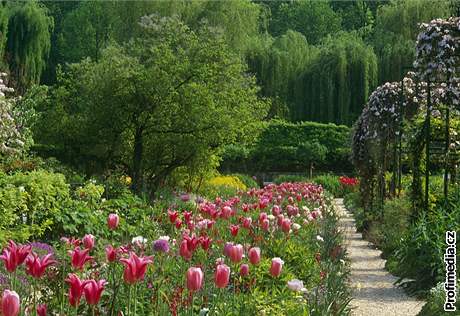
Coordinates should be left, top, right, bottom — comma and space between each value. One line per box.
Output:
25, 252, 56, 278
82, 234, 95, 250
239, 264, 249, 277
0, 240, 31, 272
199, 236, 212, 252
248, 247, 261, 265
105, 245, 117, 262
65, 274, 85, 307
186, 267, 203, 292
107, 213, 120, 230
37, 304, 47, 316
1, 290, 20, 316
229, 225, 239, 237
168, 210, 179, 223
229, 244, 244, 263
69, 247, 93, 270
83, 279, 106, 305
119, 252, 153, 284
214, 264, 230, 289
183, 211, 192, 223
179, 240, 192, 261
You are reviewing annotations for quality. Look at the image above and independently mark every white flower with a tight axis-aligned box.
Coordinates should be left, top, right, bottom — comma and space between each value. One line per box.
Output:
132, 236, 147, 244
287, 279, 304, 291
316, 235, 324, 242
292, 223, 301, 231
267, 214, 275, 221
159, 235, 170, 241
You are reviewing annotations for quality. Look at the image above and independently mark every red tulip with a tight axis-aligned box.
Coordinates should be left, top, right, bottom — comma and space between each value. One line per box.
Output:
1, 290, 19, 316
248, 247, 261, 265
82, 234, 95, 250
239, 264, 249, 277
281, 218, 291, 233
183, 211, 192, 223
179, 240, 192, 260
83, 279, 106, 305
0, 240, 31, 272
25, 252, 56, 278
229, 244, 244, 263
270, 257, 284, 277
277, 214, 284, 226
199, 236, 212, 252
258, 212, 268, 224
168, 210, 179, 223
214, 264, 230, 288
184, 235, 200, 252
105, 245, 117, 262
229, 225, 239, 237
261, 218, 270, 231
271, 205, 280, 216
69, 247, 93, 270
119, 252, 153, 284
223, 242, 234, 258
66, 274, 85, 307
107, 213, 120, 230
242, 217, 252, 229
37, 304, 47, 316
175, 219, 183, 229
186, 267, 203, 292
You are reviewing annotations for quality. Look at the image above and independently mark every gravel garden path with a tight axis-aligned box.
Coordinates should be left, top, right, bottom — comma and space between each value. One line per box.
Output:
334, 198, 425, 316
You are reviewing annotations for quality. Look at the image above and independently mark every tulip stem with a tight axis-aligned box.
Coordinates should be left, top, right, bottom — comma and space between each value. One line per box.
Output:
33, 278, 37, 316
127, 285, 132, 316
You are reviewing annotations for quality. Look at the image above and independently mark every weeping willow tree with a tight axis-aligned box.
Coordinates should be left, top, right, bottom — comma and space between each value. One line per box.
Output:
5, 0, 52, 93
247, 30, 315, 118
291, 32, 377, 125
373, 0, 451, 84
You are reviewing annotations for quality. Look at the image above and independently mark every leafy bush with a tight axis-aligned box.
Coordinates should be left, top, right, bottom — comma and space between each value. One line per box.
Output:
312, 174, 341, 196
200, 175, 247, 199
273, 174, 309, 184
418, 281, 460, 315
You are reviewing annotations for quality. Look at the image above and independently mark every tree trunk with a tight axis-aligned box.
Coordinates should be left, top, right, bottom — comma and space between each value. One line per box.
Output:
132, 126, 143, 194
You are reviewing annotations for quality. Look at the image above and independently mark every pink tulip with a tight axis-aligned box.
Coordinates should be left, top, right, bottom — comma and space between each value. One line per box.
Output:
270, 257, 284, 277
214, 264, 230, 288
105, 245, 117, 262
229, 244, 244, 263
66, 273, 85, 307
223, 242, 234, 258
240, 264, 249, 277
25, 252, 56, 278
229, 224, 239, 237
0, 240, 31, 272
242, 217, 252, 229
1, 290, 19, 316
119, 252, 153, 284
281, 218, 291, 234
37, 304, 47, 316
186, 267, 203, 292
261, 218, 270, 231
107, 213, 120, 230
83, 279, 106, 305
69, 247, 93, 270
271, 205, 281, 216
82, 234, 95, 250
248, 247, 261, 265
277, 214, 284, 226
179, 240, 192, 261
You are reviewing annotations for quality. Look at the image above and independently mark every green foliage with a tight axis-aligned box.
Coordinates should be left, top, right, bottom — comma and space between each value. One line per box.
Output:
5, 0, 53, 92
224, 120, 352, 173
231, 173, 259, 189
273, 174, 309, 185
418, 281, 460, 316
312, 174, 342, 197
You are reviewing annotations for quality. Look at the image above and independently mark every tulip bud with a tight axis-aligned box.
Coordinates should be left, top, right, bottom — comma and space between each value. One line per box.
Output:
186, 267, 204, 292
239, 264, 249, 277
229, 244, 244, 263
248, 247, 261, 265
270, 257, 284, 277
107, 213, 119, 230
214, 264, 230, 288
82, 234, 95, 250
1, 290, 20, 316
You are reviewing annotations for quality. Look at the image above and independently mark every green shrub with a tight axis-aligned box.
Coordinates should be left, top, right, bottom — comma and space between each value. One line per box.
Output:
312, 174, 341, 196
418, 281, 460, 315
381, 196, 412, 257
273, 174, 309, 184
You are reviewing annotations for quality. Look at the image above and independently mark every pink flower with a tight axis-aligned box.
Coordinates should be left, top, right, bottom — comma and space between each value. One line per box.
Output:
186, 267, 203, 292
119, 252, 153, 284
229, 225, 239, 237
25, 252, 56, 278
223, 242, 234, 258
242, 217, 252, 229
214, 264, 230, 288
0, 240, 31, 272
37, 304, 47, 316
281, 218, 291, 233
69, 247, 93, 270
179, 240, 192, 261
248, 247, 261, 265
105, 245, 117, 262
83, 279, 106, 305
107, 214, 120, 230
240, 264, 249, 277
168, 210, 179, 223
270, 257, 284, 277
229, 244, 244, 263
1, 290, 20, 316
82, 234, 95, 250
261, 218, 270, 231
271, 205, 280, 216
199, 236, 212, 252
66, 274, 85, 307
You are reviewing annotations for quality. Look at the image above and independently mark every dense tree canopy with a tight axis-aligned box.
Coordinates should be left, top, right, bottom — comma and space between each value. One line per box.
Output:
34, 15, 268, 193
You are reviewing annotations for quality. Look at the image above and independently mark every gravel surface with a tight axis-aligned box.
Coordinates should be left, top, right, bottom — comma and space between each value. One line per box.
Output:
334, 198, 425, 316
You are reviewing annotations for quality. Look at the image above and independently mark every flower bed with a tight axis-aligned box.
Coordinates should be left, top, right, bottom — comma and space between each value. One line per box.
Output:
0, 182, 349, 315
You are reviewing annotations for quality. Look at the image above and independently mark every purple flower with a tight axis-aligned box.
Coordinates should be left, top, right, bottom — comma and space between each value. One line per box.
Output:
153, 239, 170, 253
180, 193, 190, 202
29, 242, 54, 255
